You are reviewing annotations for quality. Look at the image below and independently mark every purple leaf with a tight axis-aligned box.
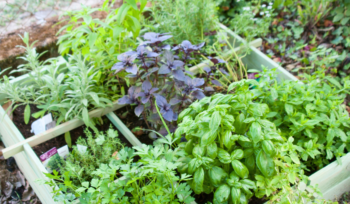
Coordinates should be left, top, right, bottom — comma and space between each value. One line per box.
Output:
173, 60, 185, 68
161, 44, 171, 50
111, 62, 124, 72
192, 78, 205, 86
135, 104, 144, 116
211, 79, 222, 86
194, 42, 206, 49
125, 64, 139, 75
142, 80, 152, 92
162, 108, 174, 122
150, 87, 159, 94
156, 95, 168, 107
159, 65, 171, 74
205, 86, 215, 92
118, 95, 132, 104
192, 90, 205, 100
169, 97, 182, 105
172, 69, 186, 80
219, 68, 230, 76
147, 52, 159, 57
203, 66, 211, 73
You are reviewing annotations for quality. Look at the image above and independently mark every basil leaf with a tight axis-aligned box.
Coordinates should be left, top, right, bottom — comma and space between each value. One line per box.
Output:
244, 155, 256, 175
248, 122, 263, 143
262, 140, 276, 157
193, 167, 204, 194
218, 148, 231, 164
210, 111, 221, 133
208, 166, 228, 188
231, 149, 244, 160
230, 187, 241, 204
213, 184, 230, 204
188, 158, 198, 174
223, 130, 233, 149
201, 131, 217, 146
256, 150, 275, 177
193, 144, 205, 158
231, 160, 249, 179
185, 139, 194, 155
207, 142, 218, 159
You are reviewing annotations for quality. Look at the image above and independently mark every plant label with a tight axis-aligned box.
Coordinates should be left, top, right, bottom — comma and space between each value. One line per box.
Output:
57, 145, 69, 160
77, 144, 88, 154
31, 113, 55, 135
40, 147, 57, 173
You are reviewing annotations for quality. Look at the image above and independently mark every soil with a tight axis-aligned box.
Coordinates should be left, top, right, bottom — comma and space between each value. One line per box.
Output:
114, 106, 156, 146
11, 104, 132, 157
0, 142, 41, 203
338, 191, 350, 203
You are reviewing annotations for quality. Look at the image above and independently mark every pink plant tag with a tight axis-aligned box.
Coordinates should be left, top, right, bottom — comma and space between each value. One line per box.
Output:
39, 147, 57, 162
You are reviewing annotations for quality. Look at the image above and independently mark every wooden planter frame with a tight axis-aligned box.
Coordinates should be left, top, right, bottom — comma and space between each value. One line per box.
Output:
0, 24, 345, 203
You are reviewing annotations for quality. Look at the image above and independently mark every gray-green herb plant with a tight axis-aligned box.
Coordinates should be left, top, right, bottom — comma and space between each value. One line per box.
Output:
175, 79, 298, 203
0, 33, 116, 128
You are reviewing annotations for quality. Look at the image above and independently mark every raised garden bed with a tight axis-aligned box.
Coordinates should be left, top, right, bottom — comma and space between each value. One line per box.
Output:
2, 22, 348, 203
0, 24, 265, 203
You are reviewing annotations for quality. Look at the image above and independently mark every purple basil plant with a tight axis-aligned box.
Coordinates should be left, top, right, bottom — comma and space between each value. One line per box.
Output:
114, 32, 225, 136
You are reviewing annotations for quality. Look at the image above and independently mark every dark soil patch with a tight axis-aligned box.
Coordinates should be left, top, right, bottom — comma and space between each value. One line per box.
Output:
11, 104, 132, 157
114, 106, 155, 146
338, 191, 350, 203
0, 142, 42, 203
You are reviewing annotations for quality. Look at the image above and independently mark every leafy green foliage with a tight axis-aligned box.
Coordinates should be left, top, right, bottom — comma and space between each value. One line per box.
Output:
58, 0, 147, 70
47, 154, 64, 171
43, 135, 195, 203
175, 80, 297, 202
59, 127, 123, 186
253, 68, 350, 171
147, 0, 219, 45
0, 34, 122, 128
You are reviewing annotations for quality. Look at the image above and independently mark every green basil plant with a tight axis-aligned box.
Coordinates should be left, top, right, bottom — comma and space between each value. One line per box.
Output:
253, 67, 350, 172
175, 79, 298, 203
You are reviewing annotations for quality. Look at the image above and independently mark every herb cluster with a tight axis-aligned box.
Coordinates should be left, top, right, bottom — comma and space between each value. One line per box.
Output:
115, 32, 226, 134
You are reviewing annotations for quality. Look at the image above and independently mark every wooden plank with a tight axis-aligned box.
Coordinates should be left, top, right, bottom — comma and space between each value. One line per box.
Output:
0, 109, 58, 203
2, 102, 126, 158
218, 23, 299, 82
106, 112, 142, 147
308, 152, 350, 200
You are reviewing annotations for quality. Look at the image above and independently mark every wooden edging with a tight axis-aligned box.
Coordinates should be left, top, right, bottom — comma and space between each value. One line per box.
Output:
106, 112, 142, 147
219, 23, 298, 82
306, 153, 350, 200
2, 102, 126, 158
